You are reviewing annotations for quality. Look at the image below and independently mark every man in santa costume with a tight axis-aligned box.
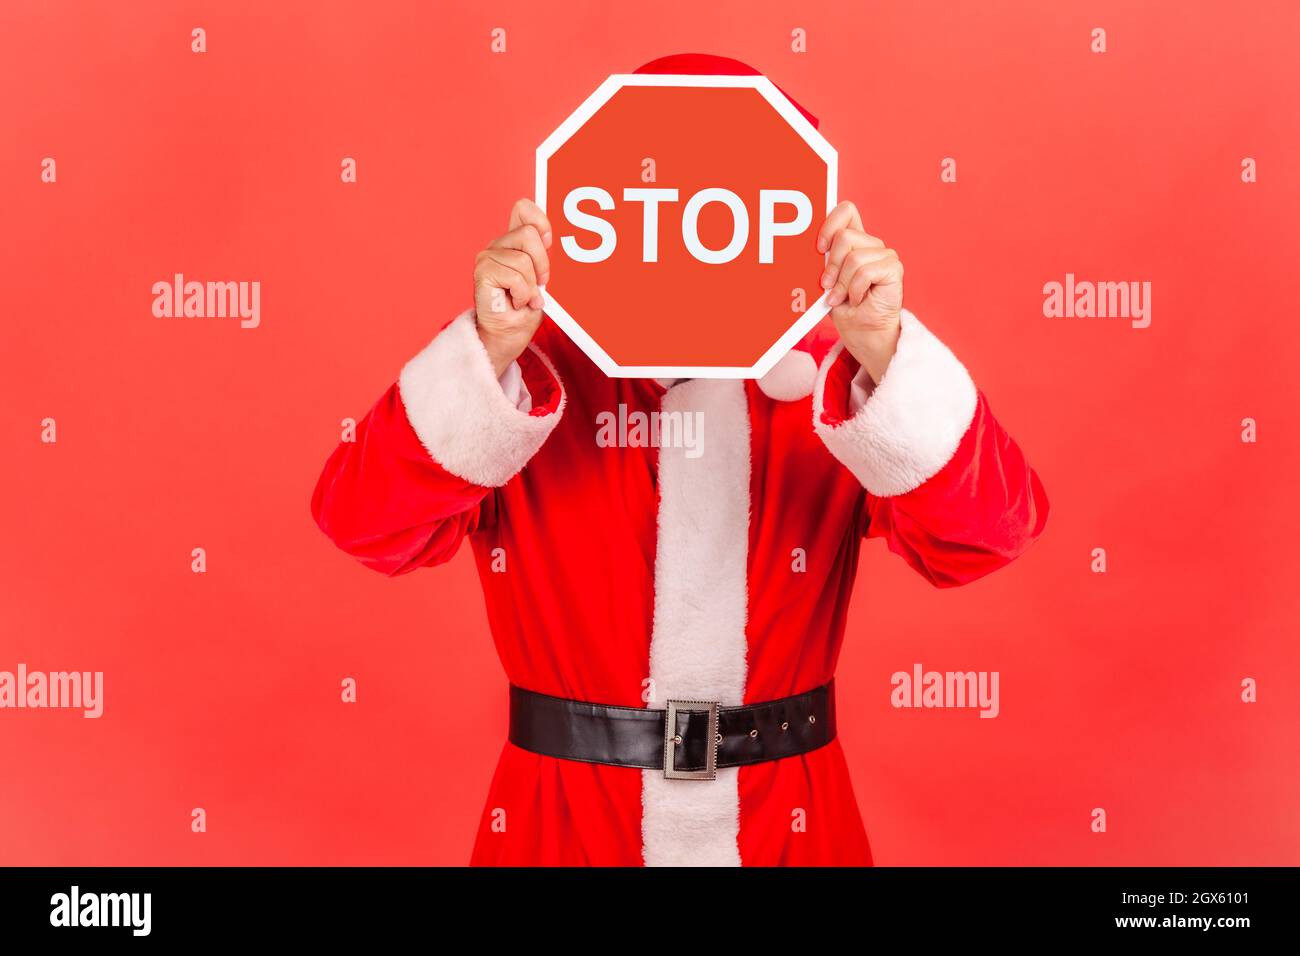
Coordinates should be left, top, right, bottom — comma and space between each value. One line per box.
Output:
312, 54, 1049, 866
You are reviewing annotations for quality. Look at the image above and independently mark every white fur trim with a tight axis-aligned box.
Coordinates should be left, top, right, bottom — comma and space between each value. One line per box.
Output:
397, 310, 564, 487
756, 348, 817, 401
813, 310, 977, 497
642, 379, 750, 867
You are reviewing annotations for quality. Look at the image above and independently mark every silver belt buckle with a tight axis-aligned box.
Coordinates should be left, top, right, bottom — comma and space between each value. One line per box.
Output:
663, 699, 720, 780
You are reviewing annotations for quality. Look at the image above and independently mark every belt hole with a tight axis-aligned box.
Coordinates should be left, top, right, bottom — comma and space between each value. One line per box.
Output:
715, 732, 723, 744
780, 721, 789, 731
749, 728, 758, 738
808, 715, 816, 725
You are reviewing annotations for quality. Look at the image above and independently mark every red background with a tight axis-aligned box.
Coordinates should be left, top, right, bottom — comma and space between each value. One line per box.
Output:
2, 0, 1298, 866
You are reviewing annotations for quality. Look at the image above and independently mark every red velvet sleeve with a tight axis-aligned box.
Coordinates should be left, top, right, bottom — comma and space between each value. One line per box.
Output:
815, 310, 1049, 588
310, 382, 495, 576
863, 392, 1049, 587
311, 311, 565, 576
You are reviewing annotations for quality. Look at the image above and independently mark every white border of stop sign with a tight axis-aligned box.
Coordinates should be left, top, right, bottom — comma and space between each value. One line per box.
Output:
535, 73, 838, 380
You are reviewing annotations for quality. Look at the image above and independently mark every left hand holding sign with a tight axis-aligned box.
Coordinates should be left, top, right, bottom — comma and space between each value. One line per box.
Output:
818, 200, 904, 385
474, 199, 553, 377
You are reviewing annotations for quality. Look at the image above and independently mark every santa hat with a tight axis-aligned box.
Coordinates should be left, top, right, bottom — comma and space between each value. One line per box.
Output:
633, 54, 836, 401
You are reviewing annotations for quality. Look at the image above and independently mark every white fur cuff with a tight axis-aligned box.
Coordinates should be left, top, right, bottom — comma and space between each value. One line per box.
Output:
398, 310, 564, 487
813, 310, 977, 497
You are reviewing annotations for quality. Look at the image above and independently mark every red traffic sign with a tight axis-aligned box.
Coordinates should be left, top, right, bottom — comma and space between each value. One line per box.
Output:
536, 73, 837, 378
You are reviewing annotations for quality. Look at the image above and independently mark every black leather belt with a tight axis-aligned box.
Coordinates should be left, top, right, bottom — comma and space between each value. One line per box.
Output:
508, 681, 836, 780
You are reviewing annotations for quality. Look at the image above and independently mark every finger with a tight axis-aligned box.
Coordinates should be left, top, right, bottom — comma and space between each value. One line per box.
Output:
842, 256, 903, 308
829, 249, 896, 307
490, 225, 551, 285
480, 249, 542, 309
476, 256, 538, 311
508, 198, 553, 249
821, 228, 886, 291
827, 246, 892, 304
816, 201, 863, 253
481, 247, 537, 287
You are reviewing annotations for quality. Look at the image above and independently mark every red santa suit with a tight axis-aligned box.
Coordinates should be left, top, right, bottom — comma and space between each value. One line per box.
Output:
310, 57, 1049, 867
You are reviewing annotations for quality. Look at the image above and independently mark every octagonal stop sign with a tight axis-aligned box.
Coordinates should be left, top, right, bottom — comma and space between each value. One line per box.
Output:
536, 74, 837, 378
